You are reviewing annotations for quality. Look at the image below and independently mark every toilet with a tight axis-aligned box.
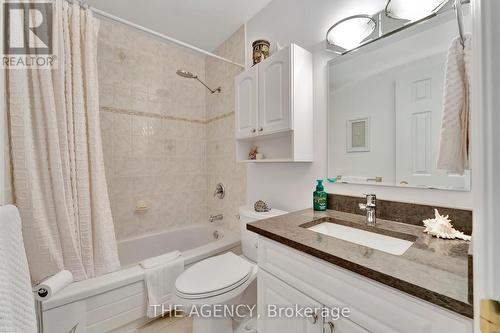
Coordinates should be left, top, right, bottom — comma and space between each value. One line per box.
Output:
174, 206, 288, 333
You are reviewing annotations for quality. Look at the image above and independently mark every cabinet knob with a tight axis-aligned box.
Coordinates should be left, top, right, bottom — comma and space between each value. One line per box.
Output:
324, 321, 336, 332
251, 128, 256, 133
307, 312, 318, 324
259, 127, 264, 132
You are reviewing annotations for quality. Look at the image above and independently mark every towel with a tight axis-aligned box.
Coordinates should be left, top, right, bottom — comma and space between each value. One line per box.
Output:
0, 205, 37, 333
437, 34, 472, 175
140, 251, 184, 318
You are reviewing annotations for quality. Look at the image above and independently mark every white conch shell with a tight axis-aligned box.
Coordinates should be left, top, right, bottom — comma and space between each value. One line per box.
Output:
423, 209, 471, 241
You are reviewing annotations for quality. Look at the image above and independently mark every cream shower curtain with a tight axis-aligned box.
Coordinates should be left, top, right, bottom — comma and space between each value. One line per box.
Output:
7, 1, 120, 281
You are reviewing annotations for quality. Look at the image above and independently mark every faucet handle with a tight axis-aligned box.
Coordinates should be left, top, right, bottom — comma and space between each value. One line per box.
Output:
363, 193, 376, 206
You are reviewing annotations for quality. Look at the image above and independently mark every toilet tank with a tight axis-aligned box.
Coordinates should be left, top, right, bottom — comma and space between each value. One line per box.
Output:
239, 206, 288, 262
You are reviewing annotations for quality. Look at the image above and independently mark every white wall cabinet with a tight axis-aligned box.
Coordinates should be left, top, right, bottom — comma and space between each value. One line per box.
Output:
257, 237, 473, 333
235, 65, 258, 139
234, 44, 313, 162
258, 46, 291, 134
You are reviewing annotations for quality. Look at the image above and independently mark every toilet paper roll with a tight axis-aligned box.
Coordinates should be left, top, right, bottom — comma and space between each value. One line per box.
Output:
34, 270, 74, 301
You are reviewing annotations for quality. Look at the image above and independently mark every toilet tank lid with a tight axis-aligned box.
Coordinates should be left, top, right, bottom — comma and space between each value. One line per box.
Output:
239, 206, 288, 220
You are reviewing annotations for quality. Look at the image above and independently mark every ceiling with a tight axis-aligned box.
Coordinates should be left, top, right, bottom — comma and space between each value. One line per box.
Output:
86, 0, 273, 51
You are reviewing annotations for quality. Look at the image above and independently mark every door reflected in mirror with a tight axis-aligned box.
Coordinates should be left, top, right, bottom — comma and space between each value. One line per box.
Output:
327, 16, 471, 191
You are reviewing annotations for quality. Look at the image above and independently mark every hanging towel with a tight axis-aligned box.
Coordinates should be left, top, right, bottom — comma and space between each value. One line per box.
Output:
140, 251, 184, 318
0, 205, 37, 333
437, 34, 472, 175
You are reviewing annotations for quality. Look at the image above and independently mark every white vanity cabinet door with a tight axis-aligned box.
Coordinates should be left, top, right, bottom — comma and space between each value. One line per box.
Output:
235, 65, 258, 139
258, 46, 291, 134
258, 270, 323, 333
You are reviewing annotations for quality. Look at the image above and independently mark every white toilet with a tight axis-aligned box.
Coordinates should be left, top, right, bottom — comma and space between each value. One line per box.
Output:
174, 206, 287, 333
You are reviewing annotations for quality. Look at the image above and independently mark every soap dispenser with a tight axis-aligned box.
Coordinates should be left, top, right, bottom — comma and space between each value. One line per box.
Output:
313, 179, 327, 211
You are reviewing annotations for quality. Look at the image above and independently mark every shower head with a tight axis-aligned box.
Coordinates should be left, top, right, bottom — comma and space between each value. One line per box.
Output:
176, 69, 221, 94
176, 69, 197, 79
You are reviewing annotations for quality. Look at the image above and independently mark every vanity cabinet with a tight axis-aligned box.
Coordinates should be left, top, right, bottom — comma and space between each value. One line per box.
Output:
257, 237, 473, 333
259, 269, 369, 333
258, 270, 322, 333
234, 44, 313, 162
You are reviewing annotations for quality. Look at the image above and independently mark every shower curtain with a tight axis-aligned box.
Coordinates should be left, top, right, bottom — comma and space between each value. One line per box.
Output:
6, 1, 120, 281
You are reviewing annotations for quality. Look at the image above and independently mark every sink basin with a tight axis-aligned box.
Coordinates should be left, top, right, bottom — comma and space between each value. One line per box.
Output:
307, 220, 414, 255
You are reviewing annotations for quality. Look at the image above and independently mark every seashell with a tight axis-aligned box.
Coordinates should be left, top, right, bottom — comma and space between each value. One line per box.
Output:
422, 209, 471, 241
254, 200, 271, 212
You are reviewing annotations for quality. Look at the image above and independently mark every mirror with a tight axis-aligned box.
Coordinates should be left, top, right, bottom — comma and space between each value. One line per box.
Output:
327, 15, 471, 191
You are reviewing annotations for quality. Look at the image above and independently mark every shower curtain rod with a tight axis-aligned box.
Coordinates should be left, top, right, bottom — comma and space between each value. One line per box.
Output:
79, 3, 245, 69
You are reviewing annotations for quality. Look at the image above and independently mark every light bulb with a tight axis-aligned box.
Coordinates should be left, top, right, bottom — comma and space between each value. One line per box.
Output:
326, 15, 376, 51
386, 0, 448, 21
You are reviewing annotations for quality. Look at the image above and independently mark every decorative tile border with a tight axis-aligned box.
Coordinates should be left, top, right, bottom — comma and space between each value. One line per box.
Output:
101, 106, 234, 124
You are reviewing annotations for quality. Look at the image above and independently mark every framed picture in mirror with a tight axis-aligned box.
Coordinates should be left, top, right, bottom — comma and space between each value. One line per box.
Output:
347, 117, 370, 152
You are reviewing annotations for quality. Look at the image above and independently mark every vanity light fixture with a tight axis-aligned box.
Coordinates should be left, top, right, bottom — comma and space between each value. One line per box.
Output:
385, 0, 449, 21
326, 15, 376, 52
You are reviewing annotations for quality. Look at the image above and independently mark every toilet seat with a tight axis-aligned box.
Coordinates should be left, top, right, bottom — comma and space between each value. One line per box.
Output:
175, 252, 254, 300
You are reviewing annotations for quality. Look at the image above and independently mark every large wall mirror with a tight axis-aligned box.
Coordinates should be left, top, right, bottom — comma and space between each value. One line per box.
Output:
327, 14, 471, 191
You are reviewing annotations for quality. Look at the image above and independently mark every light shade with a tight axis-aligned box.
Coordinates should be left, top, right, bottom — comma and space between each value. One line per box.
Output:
326, 15, 376, 51
385, 0, 448, 21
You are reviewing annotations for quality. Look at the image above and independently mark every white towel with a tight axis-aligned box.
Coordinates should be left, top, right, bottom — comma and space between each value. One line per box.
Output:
0, 205, 37, 333
140, 251, 182, 269
437, 34, 472, 175
140, 251, 184, 318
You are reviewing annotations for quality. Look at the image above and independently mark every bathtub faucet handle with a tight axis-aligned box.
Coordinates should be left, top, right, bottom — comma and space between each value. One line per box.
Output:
213, 183, 225, 199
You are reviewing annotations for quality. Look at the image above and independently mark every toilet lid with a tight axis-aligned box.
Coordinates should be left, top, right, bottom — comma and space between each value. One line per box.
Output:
175, 252, 253, 298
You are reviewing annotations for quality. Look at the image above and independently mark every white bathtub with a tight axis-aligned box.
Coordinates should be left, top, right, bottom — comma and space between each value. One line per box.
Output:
41, 225, 240, 333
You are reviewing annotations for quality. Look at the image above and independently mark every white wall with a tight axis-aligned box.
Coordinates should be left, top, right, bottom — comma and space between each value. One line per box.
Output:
245, 0, 473, 211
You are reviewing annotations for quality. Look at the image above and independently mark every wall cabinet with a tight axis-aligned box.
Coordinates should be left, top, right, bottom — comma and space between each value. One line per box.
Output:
258, 46, 291, 134
257, 237, 473, 333
234, 44, 313, 162
235, 65, 258, 138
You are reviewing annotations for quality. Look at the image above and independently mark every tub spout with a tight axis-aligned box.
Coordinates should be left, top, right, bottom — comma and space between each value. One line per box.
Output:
209, 214, 223, 223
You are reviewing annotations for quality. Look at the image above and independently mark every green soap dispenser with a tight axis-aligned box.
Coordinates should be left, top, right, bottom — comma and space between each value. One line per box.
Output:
313, 179, 327, 211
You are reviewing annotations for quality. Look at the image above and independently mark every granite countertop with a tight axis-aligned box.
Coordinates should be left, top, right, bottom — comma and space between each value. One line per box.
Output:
247, 209, 473, 318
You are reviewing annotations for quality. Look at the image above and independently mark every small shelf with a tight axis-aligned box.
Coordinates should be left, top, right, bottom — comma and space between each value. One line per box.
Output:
238, 159, 311, 163
237, 131, 296, 163
236, 129, 292, 142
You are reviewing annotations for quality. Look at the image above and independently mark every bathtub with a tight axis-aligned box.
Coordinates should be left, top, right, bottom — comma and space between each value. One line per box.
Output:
41, 225, 240, 333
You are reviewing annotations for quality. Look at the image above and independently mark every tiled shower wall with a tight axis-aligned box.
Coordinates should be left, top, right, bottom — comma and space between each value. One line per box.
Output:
97, 19, 246, 240
205, 27, 246, 234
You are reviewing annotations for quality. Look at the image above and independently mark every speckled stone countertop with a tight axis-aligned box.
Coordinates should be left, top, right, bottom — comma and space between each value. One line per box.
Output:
247, 209, 473, 318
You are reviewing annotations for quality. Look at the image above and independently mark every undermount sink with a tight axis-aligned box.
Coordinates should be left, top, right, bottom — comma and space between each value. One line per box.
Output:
306, 219, 415, 256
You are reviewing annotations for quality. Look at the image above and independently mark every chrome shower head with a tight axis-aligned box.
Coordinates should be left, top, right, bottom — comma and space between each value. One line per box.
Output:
175, 69, 221, 94
176, 69, 197, 79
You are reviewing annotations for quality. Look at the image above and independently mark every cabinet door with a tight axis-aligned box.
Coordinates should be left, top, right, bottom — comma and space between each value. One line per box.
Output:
258, 270, 322, 333
235, 65, 258, 139
258, 47, 291, 134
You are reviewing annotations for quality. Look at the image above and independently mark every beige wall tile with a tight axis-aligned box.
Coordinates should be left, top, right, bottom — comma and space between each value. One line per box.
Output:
99, 21, 245, 240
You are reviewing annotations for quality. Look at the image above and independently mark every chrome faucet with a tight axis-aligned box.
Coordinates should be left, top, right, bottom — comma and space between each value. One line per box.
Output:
358, 194, 376, 226
209, 214, 223, 223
